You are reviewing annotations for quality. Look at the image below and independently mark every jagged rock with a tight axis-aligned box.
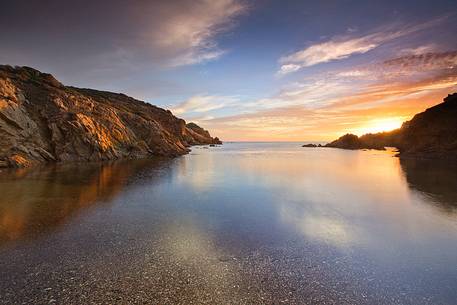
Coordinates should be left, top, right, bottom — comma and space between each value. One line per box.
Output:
302, 143, 317, 148
185, 122, 222, 145
325, 93, 457, 158
0, 65, 221, 167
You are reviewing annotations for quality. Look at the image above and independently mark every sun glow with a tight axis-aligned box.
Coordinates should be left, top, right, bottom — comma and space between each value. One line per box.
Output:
353, 117, 406, 135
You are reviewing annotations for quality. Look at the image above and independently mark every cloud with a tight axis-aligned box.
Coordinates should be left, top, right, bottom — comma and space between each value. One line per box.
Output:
204, 84, 456, 141
274, 79, 356, 108
170, 95, 241, 115
382, 51, 457, 71
399, 44, 438, 56
332, 50, 457, 82
325, 74, 457, 111
169, 50, 227, 67
279, 36, 377, 73
277, 64, 302, 75
278, 17, 447, 74
145, 0, 247, 67
0, 0, 248, 76
335, 70, 370, 78
205, 50, 457, 141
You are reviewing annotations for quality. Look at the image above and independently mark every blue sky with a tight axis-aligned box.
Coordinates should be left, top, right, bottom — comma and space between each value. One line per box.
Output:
1, 0, 457, 140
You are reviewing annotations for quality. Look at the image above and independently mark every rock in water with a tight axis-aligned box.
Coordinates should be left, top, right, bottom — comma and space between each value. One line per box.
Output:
302, 143, 317, 147
0, 65, 221, 167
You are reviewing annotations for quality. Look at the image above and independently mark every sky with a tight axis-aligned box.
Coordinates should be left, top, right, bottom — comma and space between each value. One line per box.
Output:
1, 0, 457, 141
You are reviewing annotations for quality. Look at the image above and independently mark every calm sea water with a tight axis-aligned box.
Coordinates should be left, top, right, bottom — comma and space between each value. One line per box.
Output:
0, 142, 456, 304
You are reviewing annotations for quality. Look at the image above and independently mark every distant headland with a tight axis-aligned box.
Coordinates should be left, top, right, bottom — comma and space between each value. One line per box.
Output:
304, 93, 457, 158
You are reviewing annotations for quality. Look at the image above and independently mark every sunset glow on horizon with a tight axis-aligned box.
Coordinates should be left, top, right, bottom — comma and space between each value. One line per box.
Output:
349, 117, 406, 136
1, 0, 456, 141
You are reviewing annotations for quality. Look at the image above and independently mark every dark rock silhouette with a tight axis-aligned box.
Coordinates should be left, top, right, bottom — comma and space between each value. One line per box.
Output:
302, 143, 318, 147
0, 65, 221, 167
326, 134, 367, 150
395, 93, 457, 157
326, 93, 457, 157
326, 132, 396, 150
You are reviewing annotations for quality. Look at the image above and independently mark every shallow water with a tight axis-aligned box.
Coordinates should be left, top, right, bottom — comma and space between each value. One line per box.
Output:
0, 143, 456, 304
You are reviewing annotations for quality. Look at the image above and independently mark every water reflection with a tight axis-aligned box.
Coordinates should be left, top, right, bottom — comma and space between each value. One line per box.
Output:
209, 147, 457, 254
225, 148, 412, 248
400, 157, 457, 213
0, 143, 457, 304
0, 159, 171, 245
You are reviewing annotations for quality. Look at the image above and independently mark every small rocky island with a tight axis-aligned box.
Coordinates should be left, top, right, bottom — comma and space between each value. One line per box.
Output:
307, 93, 457, 158
0, 65, 221, 168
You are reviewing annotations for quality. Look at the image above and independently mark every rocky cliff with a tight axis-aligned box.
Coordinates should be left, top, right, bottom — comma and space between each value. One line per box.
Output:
0, 65, 221, 167
325, 93, 457, 158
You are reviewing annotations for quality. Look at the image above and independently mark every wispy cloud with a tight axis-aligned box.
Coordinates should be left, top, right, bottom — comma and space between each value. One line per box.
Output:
333, 50, 457, 81
0, 0, 248, 77
172, 47, 457, 141
204, 81, 456, 141
399, 44, 438, 56
206, 47, 457, 140
279, 36, 377, 74
149, 0, 247, 67
382, 51, 457, 71
278, 17, 447, 75
170, 94, 241, 115
277, 64, 303, 75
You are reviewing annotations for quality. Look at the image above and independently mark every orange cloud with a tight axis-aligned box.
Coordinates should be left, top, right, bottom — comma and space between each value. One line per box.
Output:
202, 72, 457, 141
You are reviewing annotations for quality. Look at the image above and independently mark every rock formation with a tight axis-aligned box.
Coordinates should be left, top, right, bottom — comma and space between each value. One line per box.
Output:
0, 65, 221, 167
185, 122, 222, 145
325, 93, 457, 158
325, 132, 395, 150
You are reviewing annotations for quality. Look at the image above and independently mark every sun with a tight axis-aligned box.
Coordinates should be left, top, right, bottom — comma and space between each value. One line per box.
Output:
353, 117, 406, 135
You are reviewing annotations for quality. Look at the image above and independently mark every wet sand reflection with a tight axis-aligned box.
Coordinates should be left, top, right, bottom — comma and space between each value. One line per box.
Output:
0, 159, 171, 245
400, 157, 457, 213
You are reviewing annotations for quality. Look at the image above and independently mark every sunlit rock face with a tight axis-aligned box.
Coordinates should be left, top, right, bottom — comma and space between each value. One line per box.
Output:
326, 93, 457, 158
185, 122, 222, 145
0, 65, 221, 167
